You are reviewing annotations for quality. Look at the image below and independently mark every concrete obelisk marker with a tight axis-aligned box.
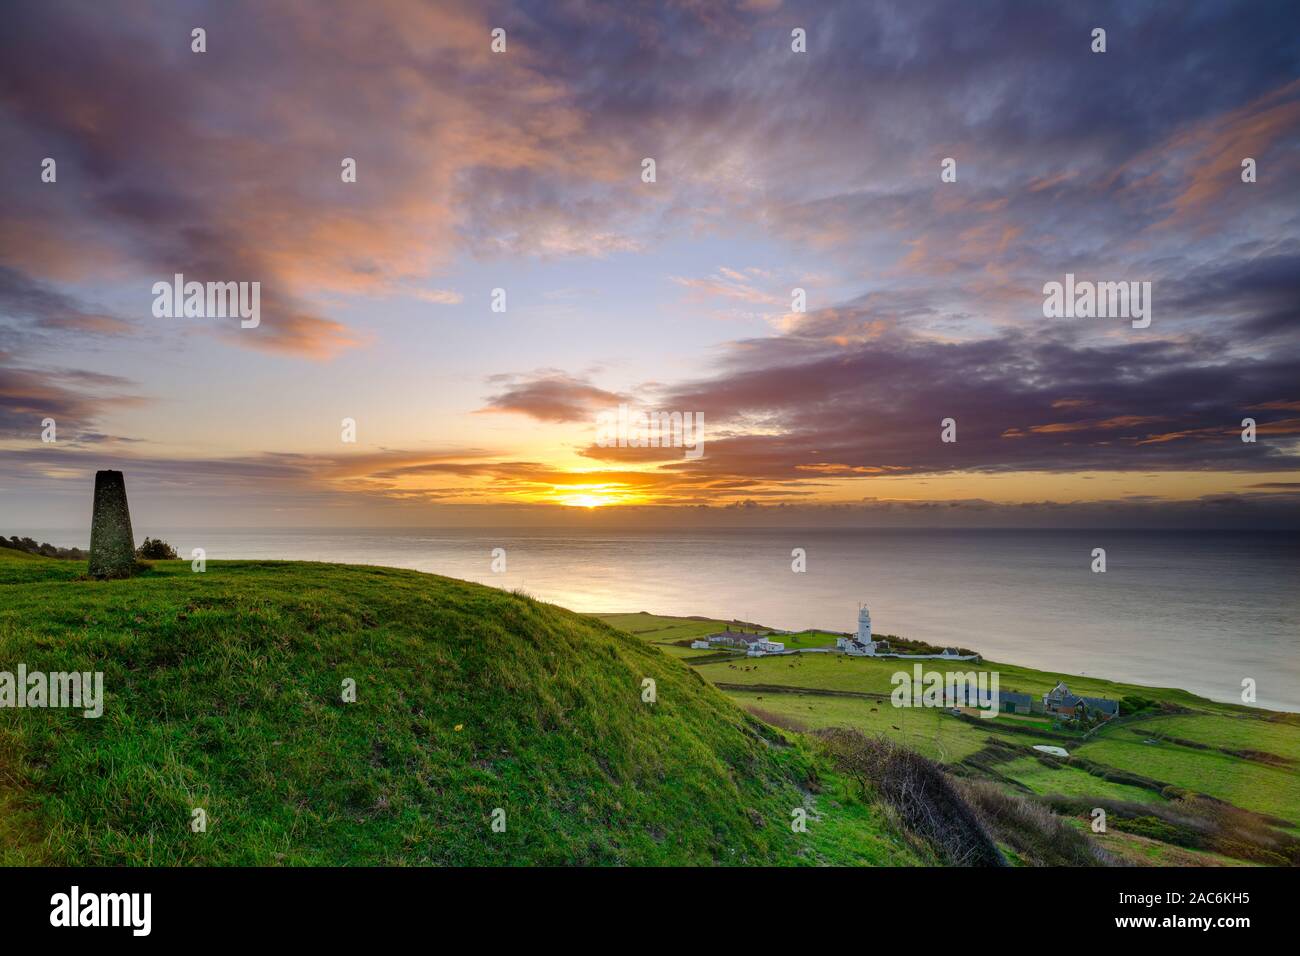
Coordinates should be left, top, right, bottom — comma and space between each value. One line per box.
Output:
88, 470, 136, 578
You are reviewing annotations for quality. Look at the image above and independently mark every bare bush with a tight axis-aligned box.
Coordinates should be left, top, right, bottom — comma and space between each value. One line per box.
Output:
816, 727, 1006, 867
958, 779, 1118, 866
1044, 794, 1298, 866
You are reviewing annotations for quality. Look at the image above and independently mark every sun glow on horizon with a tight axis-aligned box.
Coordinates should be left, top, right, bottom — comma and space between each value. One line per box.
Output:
553, 484, 646, 508
561, 493, 612, 508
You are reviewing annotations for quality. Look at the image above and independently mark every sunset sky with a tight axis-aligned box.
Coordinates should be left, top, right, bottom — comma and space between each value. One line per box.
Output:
2, 0, 1299, 530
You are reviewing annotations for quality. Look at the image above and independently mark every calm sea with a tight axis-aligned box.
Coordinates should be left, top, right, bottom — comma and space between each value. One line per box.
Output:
20, 527, 1300, 711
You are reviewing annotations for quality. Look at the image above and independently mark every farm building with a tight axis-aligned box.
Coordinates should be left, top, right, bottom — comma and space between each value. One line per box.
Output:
999, 692, 1034, 715
1043, 682, 1119, 721
701, 629, 785, 656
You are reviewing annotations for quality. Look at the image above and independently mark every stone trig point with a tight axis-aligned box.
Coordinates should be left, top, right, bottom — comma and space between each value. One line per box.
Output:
88, 470, 136, 579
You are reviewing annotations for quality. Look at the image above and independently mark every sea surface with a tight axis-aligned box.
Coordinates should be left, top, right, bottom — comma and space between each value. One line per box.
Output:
19, 527, 1300, 711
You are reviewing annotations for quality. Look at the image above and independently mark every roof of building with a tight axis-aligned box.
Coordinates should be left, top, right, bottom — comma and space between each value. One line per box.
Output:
708, 630, 770, 645
1043, 682, 1119, 715
1000, 692, 1033, 705
1079, 696, 1120, 715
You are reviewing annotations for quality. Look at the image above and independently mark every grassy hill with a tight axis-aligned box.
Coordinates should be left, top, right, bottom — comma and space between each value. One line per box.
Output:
0, 549, 921, 866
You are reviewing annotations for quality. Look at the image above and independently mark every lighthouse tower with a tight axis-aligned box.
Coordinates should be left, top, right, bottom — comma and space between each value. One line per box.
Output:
857, 603, 872, 644
837, 603, 878, 655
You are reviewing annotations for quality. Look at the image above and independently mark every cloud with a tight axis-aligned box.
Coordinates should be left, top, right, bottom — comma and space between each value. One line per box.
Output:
410, 289, 464, 305
479, 371, 629, 423
0, 357, 145, 440
0, 0, 669, 360
0, 267, 134, 341
573, 308, 1300, 479
672, 269, 786, 311
1162, 248, 1300, 339
4, 0, 1298, 362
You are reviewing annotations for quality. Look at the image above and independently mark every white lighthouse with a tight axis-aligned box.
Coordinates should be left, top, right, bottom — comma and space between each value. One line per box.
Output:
857, 603, 872, 644
837, 603, 879, 655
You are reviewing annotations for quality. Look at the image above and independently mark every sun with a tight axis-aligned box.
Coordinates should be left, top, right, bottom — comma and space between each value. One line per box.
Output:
560, 492, 614, 508
552, 482, 647, 508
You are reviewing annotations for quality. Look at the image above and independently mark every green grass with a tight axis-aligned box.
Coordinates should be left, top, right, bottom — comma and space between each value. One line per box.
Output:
797, 773, 937, 866
0, 550, 918, 866
727, 689, 992, 762
1134, 713, 1300, 762
994, 756, 1167, 803
594, 612, 740, 644
651, 644, 727, 660
1073, 736, 1300, 823
0, 547, 49, 561
777, 630, 841, 650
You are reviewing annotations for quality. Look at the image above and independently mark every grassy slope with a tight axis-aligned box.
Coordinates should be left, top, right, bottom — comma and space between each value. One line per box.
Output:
0, 550, 920, 866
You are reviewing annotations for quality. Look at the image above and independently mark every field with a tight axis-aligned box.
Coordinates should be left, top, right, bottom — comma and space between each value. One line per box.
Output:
1072, 737, 1300, 822
597, 611, 1300, 865
777, 631, 842, 650
1135, 713, 1300, 761
594, 612, 736, 644
993, 756, 1167, 803
725, 688, 994, 762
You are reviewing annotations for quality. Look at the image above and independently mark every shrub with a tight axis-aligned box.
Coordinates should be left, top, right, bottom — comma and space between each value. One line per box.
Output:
1, 535, 86, 560
1113, 815, 1184, 843
958, 779, 1118, 867
136, 537, 178, 560
817, 727, 1006, 866
1121, 695, 1157, 715
1043, 795, 1299, 865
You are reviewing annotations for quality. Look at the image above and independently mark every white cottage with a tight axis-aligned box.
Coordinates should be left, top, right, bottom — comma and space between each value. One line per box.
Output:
700, 629, 785, 656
